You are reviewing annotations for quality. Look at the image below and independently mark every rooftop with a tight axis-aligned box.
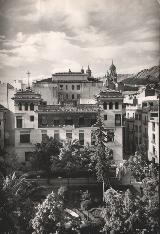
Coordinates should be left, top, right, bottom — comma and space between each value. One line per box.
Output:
13, 88, 41, 100
37, 104, 98, 113
97, 89, 123, 98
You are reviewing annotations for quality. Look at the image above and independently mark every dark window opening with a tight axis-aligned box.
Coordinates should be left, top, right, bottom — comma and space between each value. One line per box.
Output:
25, 152, 32, 162
115, 102, 119, 109
66, 131, 72, 140
91, 131, 96, 145
60, 85, 63, 90
20, 133, 30, 143
25, 103, 28, 111
18, 103, 22, 111
109, 102, 113, 109
54, 130, 59, 140
66, 85, 68, 90
72, 94, 74, 99
30, 103, 34, 111
115, 114, 121, 126
16, 117, 22, 128
151, 113, 158, 117
72, 85, 75, 90
104, 115, 107, 120
103, 102, 107, 110
30, 116, 34, 122
91, 118, 97, 126
79, 132, 84, 145
77, 85, 80, 90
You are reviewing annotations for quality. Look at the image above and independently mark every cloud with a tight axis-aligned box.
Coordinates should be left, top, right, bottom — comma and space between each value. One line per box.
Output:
0, 0, 159, 83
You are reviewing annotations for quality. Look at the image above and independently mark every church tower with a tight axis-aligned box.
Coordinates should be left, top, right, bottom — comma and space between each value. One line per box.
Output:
109, 60, 117, 83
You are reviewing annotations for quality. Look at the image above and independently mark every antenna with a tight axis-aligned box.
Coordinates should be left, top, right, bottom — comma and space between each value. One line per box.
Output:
26, 71, 31, 88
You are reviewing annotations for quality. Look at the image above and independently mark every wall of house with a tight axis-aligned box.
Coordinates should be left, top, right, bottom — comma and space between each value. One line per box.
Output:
148, 117, 159, 163
32, 83, 58, 105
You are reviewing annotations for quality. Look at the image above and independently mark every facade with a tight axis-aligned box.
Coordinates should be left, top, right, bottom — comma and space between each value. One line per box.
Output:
148, 104, 159, 163
124, 87, 159, 158
97, 90, 124, 163
13, 69, 124, 165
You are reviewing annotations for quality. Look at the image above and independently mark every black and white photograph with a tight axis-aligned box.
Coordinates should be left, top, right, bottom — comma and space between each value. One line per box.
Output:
0, 0, 159, 233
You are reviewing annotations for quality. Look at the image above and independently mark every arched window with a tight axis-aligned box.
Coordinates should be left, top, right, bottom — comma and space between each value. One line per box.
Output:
18, 102, 22, 111
109, 102, 113, 109
30, 103, 34, 111
25, 103, 28, 111
103, 102, 107, 110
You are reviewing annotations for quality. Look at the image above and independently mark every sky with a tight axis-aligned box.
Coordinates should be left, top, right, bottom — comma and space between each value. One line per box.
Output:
0, 0, 159, 84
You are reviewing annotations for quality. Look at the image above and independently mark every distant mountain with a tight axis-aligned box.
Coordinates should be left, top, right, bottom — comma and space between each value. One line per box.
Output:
117, 74, 133, 82
121, 65, 160, 85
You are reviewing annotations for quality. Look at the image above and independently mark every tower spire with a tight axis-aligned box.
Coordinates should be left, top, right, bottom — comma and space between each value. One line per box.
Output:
26, 71, 30, 88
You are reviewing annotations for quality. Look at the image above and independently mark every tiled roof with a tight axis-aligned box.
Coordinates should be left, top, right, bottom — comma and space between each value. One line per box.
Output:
98, 89, 123, 98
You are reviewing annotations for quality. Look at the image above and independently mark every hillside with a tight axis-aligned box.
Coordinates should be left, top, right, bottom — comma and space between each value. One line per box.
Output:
121, 65, 160, 85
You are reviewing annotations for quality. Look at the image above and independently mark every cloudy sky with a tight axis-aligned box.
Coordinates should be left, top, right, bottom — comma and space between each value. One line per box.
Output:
0, 0, 159, 84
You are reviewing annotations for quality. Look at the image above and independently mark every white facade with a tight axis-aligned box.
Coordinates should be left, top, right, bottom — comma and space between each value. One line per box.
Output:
148, 110, 159, 163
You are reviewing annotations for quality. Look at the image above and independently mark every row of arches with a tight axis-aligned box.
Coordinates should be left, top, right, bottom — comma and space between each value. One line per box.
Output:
18, 102, 34, 111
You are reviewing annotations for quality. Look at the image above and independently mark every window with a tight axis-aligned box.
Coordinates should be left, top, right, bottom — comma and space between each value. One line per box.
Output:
139, 126, 141, 132
79, 130, 84, 145
151, 113, 158, 117
104, 115, 107, 120
77, 85, 80, 90
152, 122, 155, 131
66, 85, 68, 90
72, 85, 75, 90
20, 131, 30, 143
30, 103, 34, 111
79, 117, 85, 126
152, 134, 155, 143
0, 120, 1, 126
25, 103, 28, 111
65, 119, 73, 125
133, 113, 135, 118
66, 130, 72, 140
107, 130, 114, 142
16, 116, 22, 128
18, 103, 22, 111
115, 114, 121, 126
115, 102, 119, 109
91, 131, 96, 145
54, 119, 60, 126
103, 102, 107, 110
153, 145, 155, 155
30, 116, 34, 122
60, 85, 63, 90
25, 152, 32, 162
135, 114, 138, 120
139, 114, 141, 120
66, 94, 68, 99
72, 94, 74, 99
109, 102, 113, 109
77, 94, 80, 99
54, 130, 59, 140
41, 130, 48, 142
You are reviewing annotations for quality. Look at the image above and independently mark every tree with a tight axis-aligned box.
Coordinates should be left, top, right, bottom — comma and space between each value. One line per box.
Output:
32, 187, 81, 234
0, 173, 44, 233
92, 107, 113, 200
31, 137, 62, 174
102, 158, 159, 234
